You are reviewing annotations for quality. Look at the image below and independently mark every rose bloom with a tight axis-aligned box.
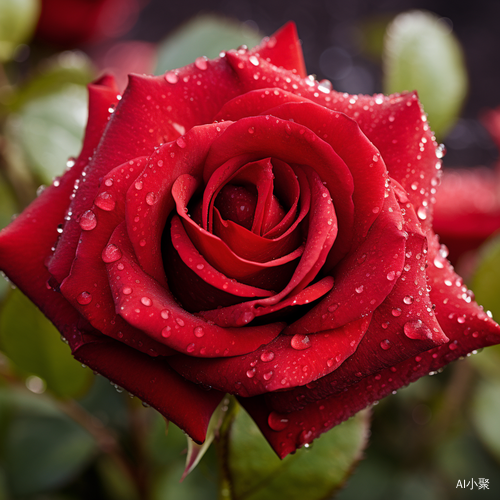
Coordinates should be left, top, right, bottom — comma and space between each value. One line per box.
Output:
1, 24, 499, 458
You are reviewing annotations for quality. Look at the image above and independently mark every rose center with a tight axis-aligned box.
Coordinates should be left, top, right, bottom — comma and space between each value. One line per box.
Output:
214, 185, 258, 230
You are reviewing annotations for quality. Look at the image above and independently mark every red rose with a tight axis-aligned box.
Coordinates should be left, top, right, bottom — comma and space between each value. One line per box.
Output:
1, 23, 499, 458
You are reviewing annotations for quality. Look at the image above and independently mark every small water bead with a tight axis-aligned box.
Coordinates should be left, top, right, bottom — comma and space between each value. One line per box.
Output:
176, 318, 185, 327
194, 56, 208, 70
387, 271, 396, 281
135, 180, 143, 190
117, 263, 124, 271
104, 178, 113, 187
77, 291, 92, 305
141, 296, 152, 307
139, 239, 147, 247
187, 343, 195, 353
403, 319, 432, 340
194, 326, 205, 338
448, 341, 458, 351
196, 263, 204, 270
79, 210, 97, 230
392, 308, 401, 317
95, 192, 116, 211
176, 136, 186, 148
102, 244, 122, 263
122, 287, 132, 295
161, 309, 170, 319
403, 295, 414, 305
165, 71, 178, 84
263, 371, 273, 381
260, 351, 275, 362
291, 334, 311, 350
436, 143, 446, 159
355, 285, 364, 294
380, 339, 391, 350
161, 326, 171, 338
246, 369, 256, 378
145, 192, 157, 205
249, 55, 260, 66
457, 316, 466, 324
328, 303, 339, 313
417, 206, 428, 220
268, 411, 289, 431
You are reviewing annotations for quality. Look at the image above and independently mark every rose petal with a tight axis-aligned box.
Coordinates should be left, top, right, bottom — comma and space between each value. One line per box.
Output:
60, 156, 173, 356
169, 315, 370, 397
248, 22, 307, 78
72, 336, 224, 444
106, 222, 285, 357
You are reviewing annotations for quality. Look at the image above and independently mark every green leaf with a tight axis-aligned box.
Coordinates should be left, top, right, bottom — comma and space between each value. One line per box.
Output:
0, 387, 96, 496
470, 233, 500, 322
5, 82, 88, 184
220, 405, 370, 500
471, 377, 500, 463
0, 289, 93, 398
383, 10, 468, 139
0, 0, 40, 62
155, 15, 262, 74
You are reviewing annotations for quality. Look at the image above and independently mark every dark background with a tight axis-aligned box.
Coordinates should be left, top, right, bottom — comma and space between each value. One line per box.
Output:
127, 0, 500, 168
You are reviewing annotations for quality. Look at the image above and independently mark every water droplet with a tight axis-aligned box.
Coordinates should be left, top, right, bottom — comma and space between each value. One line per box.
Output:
141, 296, 152, 307
161, 326, 171, 338
146, 192, 157, 205
194, 326, 205, 337
161, 309, 170, 319
79, 210, 97, 230
268, 411, 289, 431
291, 334, 311, 350
417, 206, 428, 220
436, 143, 446, 159
196, 263, 204, 270
135, 181, 143, 190
403, 319, 433, 340
260, 351, 275, 362
102, 244, 122, 263
355, 285, 364, 294
380, 339, 391, 350
298, 430, 313, 446
248, 126, 255, 134
448, 341, 458, 350
392, 308, 401, 317
246, 368, 255, 378
194, 56, 208, 70
249, 55, 260, 66
176, 318, 185, 327
387, 271, 396, 281
77, 291, 92, 305
95, 192, 116, 211
403, 295, 414, 305
328, 303, 339, 313
263, 371, 273, 381
187, 343, 195, 353
176, 137, 186, 148
122, 287, 132, 295
165, 71, 178, 84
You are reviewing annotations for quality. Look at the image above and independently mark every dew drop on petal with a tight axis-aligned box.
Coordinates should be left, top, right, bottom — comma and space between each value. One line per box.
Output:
165, 71, 178, 84
260, 351, 275, 362
141, 297, 152, 307
79, 210, 97, 230
291, 334, 311, 350
194, 326, 205, 337
246, 368, 255, 378
94, 192, 116, 211
403, 319, 433, 340
194, 56, 208, 70
102, 244, 122, 263
403, 295, 414, 305
77, 291, 92, 305
161, 309, 170, 319
380, 339, 391, 350
387, 271, 396, 281
186, 343, 195, 353
161, 326, 171, 338
268, 411, 289, 431
146, 192, 157, 205
392, 308, 401, 317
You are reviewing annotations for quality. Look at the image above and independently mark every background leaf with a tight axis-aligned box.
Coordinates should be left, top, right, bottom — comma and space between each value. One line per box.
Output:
221, 404, 370, 500
154, 15, 262, 74
0, 0, 40, 62
0, 289, 93, 398
0, 387, 97, 497
383, 10, 468, 139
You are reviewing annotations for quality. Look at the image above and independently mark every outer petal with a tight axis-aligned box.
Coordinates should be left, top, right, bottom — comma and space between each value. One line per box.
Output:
72, 336, 224, 444
0, 75, 120, 337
